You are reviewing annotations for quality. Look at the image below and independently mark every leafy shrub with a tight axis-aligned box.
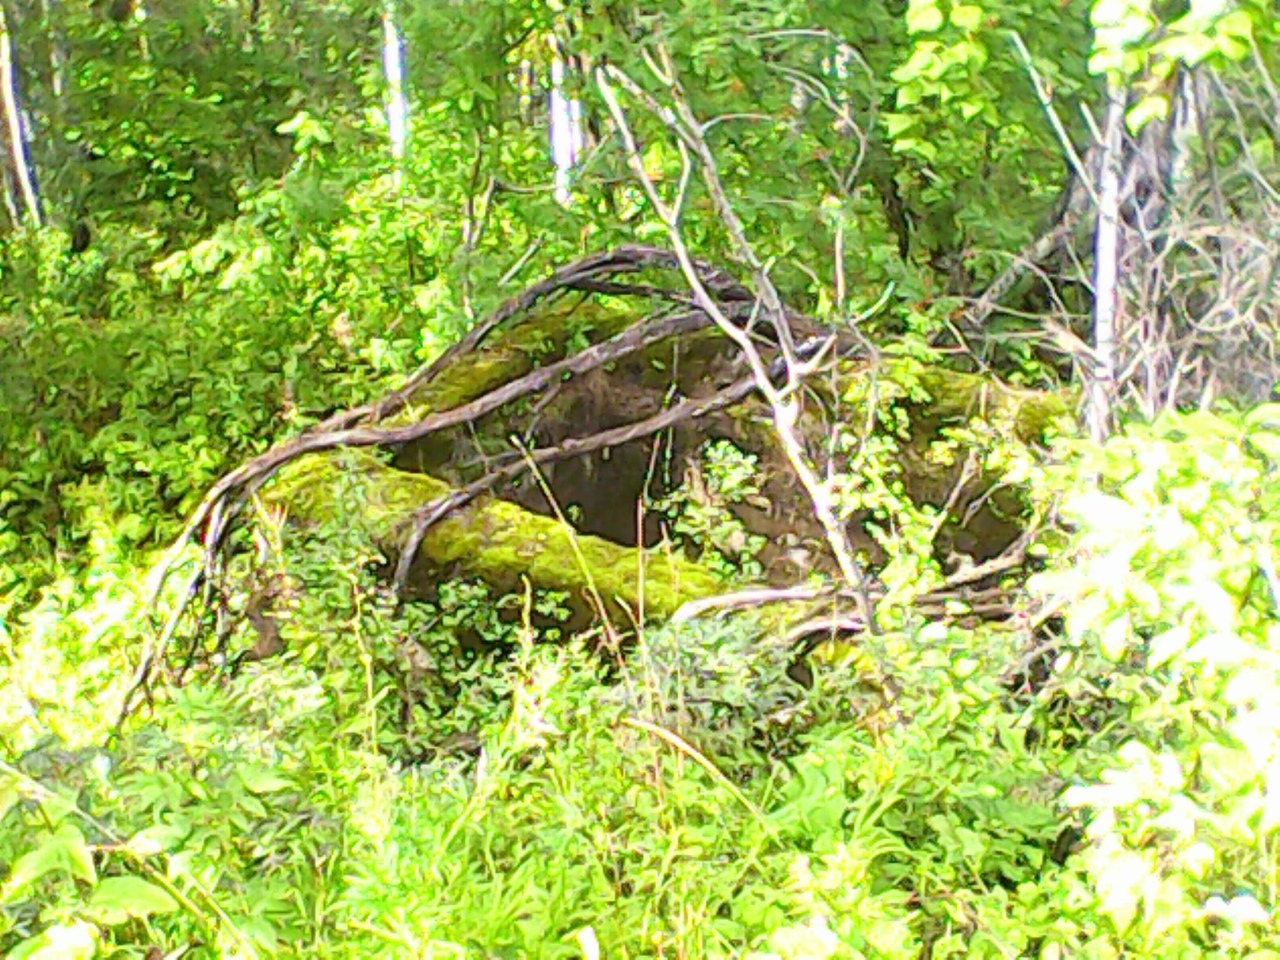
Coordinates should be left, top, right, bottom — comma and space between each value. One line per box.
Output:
1031, 404, 1280, 954
656, 439, 770, 582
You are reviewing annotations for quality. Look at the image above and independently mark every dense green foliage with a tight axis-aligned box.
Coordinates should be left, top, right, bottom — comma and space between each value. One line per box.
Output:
2, 0, 1278, 957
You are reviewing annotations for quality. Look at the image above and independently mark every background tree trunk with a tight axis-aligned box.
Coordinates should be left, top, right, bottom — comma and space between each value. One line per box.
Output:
0, 2, 41, 228
1087, 83, 1125, 443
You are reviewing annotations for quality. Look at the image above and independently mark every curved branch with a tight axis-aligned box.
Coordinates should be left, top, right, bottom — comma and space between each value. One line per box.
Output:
147, 248, 740, 610
393, 371, 759, 589
125, 247, 778, 724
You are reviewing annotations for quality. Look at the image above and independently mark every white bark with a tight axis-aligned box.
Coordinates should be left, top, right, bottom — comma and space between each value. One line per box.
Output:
1087, 82, 1125, 443
550, 57, 583, 205
1166, 69, 1199, 193
0, 2, 40, 227
382, 0, 408, 192
0, 163, 19, 226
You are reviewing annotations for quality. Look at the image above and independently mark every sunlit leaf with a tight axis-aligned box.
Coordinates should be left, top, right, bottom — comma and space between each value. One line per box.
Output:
906, 0, 945, 34
950, 5, 983, 30
83, 876, 179, 925
236, 765, 294, 795
1, 824, 96, 903
6, 921, 98, 960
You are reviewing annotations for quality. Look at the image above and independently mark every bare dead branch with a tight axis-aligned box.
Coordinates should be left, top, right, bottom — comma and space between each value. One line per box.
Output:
596, 59, 878, 628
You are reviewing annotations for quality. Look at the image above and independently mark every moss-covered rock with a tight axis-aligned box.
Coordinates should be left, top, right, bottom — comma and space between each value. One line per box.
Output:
905, 362, 1074, 442
843, 355, 1075, 443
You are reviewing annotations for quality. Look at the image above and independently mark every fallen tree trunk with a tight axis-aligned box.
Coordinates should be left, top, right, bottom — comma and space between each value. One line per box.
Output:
122, 244, 1072, 722
265, 449, 725, 620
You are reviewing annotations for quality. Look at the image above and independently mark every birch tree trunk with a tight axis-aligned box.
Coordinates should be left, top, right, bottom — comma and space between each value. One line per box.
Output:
1087, 82, 1125, 443
0, 2, 41, 228
550, 55, 583, 205
382, 0, 407, 193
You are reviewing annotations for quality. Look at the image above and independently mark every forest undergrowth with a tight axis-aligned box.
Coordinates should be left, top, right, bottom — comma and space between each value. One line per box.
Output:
2, 1, 1280, 956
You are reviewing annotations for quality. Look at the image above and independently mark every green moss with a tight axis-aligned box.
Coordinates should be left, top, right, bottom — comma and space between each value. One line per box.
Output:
265, 449, 451, 531
907, 363, 1074, 442
264, 331, 1074, 623
265, 449, 723, 619
394, 301, 642, 419
841, 357, 1075, 443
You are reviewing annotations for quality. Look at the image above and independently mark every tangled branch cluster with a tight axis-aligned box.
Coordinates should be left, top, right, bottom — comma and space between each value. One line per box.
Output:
120, 244, 862, 724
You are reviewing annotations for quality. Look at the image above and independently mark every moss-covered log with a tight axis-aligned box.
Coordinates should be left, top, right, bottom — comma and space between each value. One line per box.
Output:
265, 450, 725, 621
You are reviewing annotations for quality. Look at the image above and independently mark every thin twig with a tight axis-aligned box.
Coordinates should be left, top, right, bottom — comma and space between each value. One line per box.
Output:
1009, 31, 1097, 207
597, 60, 877, 628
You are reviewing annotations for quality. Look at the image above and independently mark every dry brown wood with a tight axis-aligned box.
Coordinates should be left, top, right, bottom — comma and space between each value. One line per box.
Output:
392, 371, 761, 588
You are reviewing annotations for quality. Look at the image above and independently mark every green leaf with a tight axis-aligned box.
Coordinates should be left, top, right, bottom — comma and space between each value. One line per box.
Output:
1213, 10, 1254, 58
1244, 403, 1280, 430
906, 0, 945, 34
1126, 94, 1170, 132
1099, 614, 1132, 661
956, 826, 987, 859
126, 824, 185, 859
1154, 34, 1212, 69
236, 765, 294, 795
83, 876, 179, 926
950, 5, 984, 30
275, 111, 309, 135
1090, 0, 1130, 28
882, 112, 916, 139
893, 138, 939, 161
1148, 624, 1191, 668
0, 771, 21, 822
1246, 431, 1280, 462
1247, 132, 1276, 165
1, 824, 97, 903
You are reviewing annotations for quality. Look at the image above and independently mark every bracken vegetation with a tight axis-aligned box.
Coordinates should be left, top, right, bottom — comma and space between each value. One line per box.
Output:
1, 1, 1278, 957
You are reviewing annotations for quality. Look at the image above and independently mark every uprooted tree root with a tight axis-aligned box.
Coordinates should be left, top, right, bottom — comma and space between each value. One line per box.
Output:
120, 244, 1069, 727
121, 246, 798, 715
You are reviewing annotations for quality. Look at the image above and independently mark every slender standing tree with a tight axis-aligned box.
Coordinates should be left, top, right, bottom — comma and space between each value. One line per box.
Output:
0, 2, 41, 228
